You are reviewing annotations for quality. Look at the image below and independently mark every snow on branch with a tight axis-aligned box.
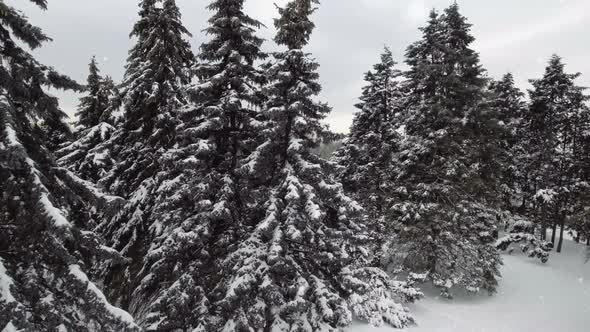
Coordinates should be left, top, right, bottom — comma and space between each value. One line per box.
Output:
68, 264, 139, 329
496, 218, 553, 263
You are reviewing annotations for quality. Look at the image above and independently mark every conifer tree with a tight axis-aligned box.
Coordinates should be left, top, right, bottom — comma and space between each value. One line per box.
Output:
93, 0, 195, 312
495, 217, 552, 263
572, 120, 590, 246
76, 56, 112, 128
133, 0, 268, 329
0, 1, 138, 330
489, 73, 525, 153
335, 48, 404, 248
487, 74, 554, 259
205, 1, 421, 330
56, 58, 118, 183
390, 4, 503, 297
523, 55, 590, 252
488, 73, 528, 212
100, 0, 194, 196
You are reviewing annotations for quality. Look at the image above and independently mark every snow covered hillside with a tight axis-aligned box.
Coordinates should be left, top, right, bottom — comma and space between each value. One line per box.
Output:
351, 238, 590, 332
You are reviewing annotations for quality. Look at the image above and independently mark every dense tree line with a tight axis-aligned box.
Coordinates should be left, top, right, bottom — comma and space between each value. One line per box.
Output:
338, 4, 590, 297
1, 0, 589, 331
339, 5, 505, 297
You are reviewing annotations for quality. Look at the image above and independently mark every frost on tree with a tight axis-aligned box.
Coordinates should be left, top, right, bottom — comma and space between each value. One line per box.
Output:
56, 57, 118, 183
133, 0, 269, 329
207, 1, 421, 330
496, 215, 553, 263
0, 1, 138, 330
98, 0, 194, 197
571, 209, 590, 246
389, 4, 504, 298
519, 55, 590, 253
335, 47, 404, 261
488, 73, 528, 213
89, 0, 195, 314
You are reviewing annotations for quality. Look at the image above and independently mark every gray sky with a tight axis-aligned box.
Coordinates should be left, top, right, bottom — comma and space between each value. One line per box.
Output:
10, 0, 590, 133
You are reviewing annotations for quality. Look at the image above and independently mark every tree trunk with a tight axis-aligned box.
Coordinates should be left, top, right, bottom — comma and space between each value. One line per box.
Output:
551, 223, 557, 244
586, 237, 589, 246
556, 216, 565, 253
519, 196, 527, 215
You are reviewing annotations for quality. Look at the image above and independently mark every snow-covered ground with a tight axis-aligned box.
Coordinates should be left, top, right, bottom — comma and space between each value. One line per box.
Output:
351, 238, 590, 332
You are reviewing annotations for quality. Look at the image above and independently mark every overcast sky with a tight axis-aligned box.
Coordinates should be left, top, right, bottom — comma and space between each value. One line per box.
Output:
9, 0, 590, 133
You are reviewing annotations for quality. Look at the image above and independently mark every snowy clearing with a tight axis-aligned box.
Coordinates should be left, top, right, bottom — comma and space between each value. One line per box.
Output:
351, 238, 590, 332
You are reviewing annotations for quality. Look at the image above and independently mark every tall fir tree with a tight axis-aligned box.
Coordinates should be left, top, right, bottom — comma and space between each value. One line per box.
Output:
99, 0, 194, 196
523, 55, 590, 252
91, 0, 195, 314
335, 48, 404, 254
133, 0, 269, 329
390, 4, 503, 297
56, 57, 118, 183
75, 56, 112, 128
487, 73, 553, 260
0, 1, 138, 330
489, 73, 525, 154
572, 100, 590, 246
206, 1, 421, 330
488, 73, 528, 212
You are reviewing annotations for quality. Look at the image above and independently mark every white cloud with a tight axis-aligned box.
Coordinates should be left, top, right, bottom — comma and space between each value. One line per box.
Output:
475, 0, 590, 52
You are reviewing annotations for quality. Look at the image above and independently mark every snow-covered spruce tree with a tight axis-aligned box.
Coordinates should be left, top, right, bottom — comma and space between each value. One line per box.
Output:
488, 73, 528, 213
335, 48, 403, 242
99, 0, 194, 195
56, 57, 118, 183
489, 75, 554, 261
206, 1, 421, 330
76, 56, 113, 129
0, 1, 138, 330
133, 0, 269, 329
523, 55, 590, 252
390, 4, 504, 298
94, 0, 195, 312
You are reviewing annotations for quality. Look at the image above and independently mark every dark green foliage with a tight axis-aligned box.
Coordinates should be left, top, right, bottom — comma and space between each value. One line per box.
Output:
0, 1, 138, 330
100, 0, 194, 196
122, 0, 267, 329
91, 0, 195, 316
336, 47, 403, 243
390, 4, 503, 297
274, 0, 318, 50
206, 1, 421, 330
56, 58, 118, 183
75, 56, 114, 128
520, 55, 590, 251
488, 73, 527, 212
191, 0, 266, 169
0, 0, 81, 151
